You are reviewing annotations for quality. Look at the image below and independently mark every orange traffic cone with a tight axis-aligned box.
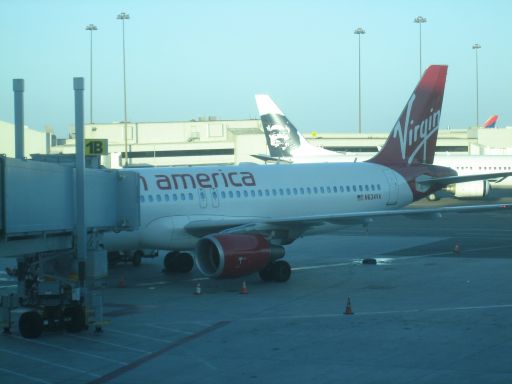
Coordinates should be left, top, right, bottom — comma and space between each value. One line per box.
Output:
453, 243, 461, 254
240, 281, 248, 294
118, 275, 126, 288
344, 297, 354, 315
195, 283, 202, 295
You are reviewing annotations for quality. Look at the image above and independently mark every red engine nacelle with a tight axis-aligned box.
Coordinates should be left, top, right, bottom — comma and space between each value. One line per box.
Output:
195, 234, 285, 278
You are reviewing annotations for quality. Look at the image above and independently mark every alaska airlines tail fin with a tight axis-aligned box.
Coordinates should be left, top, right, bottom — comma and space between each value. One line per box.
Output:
483, 115, 498, 128
255, 95, 333, 158
369, 65, 448, 166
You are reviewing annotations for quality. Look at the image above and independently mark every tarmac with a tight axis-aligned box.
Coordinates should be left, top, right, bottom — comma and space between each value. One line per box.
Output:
1, 193, 512, 384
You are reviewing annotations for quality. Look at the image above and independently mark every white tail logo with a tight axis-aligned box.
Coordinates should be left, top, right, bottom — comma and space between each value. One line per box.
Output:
392, 94, 441, 164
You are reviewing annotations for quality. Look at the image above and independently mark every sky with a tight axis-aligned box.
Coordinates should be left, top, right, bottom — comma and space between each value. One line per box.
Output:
1, 0, 511, 138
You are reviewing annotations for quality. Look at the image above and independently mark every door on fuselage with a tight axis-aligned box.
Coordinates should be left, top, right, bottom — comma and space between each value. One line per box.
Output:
383, 169, 399, 205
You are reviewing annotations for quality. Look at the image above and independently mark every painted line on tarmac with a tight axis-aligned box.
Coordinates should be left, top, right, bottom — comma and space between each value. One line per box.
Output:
146, 323, 195, 335
69, 334, 151, 353
0, 347, 100, 377
238, 303, 512, 322
107, 328, 172, 343
88, 320, 230, 384
14, 336, 129, 365
0, 367, 52, 384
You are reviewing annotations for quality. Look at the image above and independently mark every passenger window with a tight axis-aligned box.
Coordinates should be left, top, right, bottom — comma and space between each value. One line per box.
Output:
377, 184, 381, 191
257, 190, 263, 197
300, 187, 305, 195
352, 185, 357, 192
340, 186, 344, 192
236, 191, 241, 198
173, 194, 178, 201
293, 187, 298, 195
365, 185, 369, 191
251, 190, 256, 197
140, 196, 145, 203
286, 188, 291, 195
188, 193, 194, 200
371, 184, 375, 191
265, 189, 270, 197
313, 187, 318, 194
279, 188, 284, 196
212, 191, 218, 199
148, 195, 154, 202
164, 194, 169, 201
180, 193, 186, 201
229, 191, 234, 198
156, 195, 162, 202
307, 187, 311, 194
359, 185, 363, 192
320, 186, 325, 193
221, 191, 226, 199
243, 190, 248, 197
333, 186, 337, 193
272, 189, 277, 196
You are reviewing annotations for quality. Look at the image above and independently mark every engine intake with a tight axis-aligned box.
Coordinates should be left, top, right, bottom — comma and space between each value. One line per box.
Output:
196, 234, 285, 278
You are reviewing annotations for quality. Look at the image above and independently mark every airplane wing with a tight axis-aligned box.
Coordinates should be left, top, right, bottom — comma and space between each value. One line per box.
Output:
417, 171, 512, 188
184, 202, 512, 238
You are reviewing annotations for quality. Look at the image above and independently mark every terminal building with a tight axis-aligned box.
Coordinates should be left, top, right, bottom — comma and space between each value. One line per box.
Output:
2, 118, 512, 167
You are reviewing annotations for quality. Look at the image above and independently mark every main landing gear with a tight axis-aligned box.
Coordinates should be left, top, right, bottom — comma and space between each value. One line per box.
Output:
259, 260, 291, 283
164, 251, 194, 273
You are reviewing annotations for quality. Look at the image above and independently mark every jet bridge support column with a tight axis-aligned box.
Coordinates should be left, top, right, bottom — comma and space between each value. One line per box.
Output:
13, 79, 24, 160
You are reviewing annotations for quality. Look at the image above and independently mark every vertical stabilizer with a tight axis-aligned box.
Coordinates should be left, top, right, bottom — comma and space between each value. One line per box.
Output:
255, 95, 308, 158
369, 65, 447, 166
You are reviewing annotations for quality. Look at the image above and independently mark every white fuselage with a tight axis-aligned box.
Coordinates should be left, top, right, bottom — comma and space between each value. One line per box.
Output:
281, 151, 512, 188
102, 162, 413, 252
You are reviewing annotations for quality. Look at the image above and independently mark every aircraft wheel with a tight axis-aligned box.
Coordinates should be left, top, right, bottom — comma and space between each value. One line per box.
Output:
64, 305, 86, 333
427, 193, 438, 201
19, 311, 43, 339
178, 253, 194, 273
271, 260, 291, 283
132, 250, 143, 267
165, 252, 193, 273
258, 264, 274, 282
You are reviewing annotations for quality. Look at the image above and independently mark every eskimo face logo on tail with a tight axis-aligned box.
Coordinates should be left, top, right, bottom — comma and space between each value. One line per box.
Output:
266, 124, 291, 150
392, 94, 441, 164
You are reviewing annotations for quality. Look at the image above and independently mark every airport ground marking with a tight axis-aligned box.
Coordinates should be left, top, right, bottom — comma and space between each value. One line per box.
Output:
88, 320, 230, 384
69, 334, 151, 353
13, 336, 129, 365
0, 367, 52, 384
0, 347, 100, 377
107, 328, 172, 343
146, 323, 195, 335
237, 303, 512, 322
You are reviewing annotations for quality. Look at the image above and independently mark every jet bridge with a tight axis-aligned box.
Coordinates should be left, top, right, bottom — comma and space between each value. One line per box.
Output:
0, 156, 139, 338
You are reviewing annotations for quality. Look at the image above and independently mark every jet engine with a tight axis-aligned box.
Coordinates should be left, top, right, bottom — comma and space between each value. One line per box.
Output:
447, 180, 490, 198
195, 234, 285, 278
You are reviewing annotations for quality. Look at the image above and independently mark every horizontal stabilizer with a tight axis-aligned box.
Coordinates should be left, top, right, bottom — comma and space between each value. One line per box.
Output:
417, 171, 512, 188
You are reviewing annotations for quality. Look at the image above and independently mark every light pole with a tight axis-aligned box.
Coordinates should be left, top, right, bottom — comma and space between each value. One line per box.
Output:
117, 12, 130, 166
354, 27, 365, 134
85, 24, 97, 124
414, 16, 427, 78
472, 43, 481, 128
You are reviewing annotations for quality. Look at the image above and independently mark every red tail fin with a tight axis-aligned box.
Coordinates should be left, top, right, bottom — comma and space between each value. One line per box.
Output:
369, 65, 447, 166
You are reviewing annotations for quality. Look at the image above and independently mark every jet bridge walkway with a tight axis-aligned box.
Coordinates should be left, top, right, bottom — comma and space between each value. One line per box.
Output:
0, 156, 139, 338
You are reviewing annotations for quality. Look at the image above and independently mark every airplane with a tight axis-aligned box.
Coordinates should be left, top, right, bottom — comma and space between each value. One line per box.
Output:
483, 115, 499, 128
102, 65, 512, 283
253, 98, 512, 200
